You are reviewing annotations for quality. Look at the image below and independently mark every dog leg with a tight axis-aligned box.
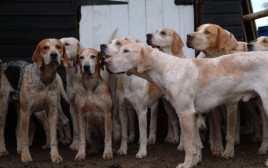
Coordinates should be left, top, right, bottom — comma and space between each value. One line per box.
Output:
103, 108, 113, 159
135, 107, 148, 158
209, 109, 224, 157
34, 111, 50, 150
177, 111, 202, 168
74, 111, 86, 161
48, 108, 62, 163
117, 105, 128, 155
258, 101, 268, 155
20, 109, 32, 163
0, 92, 9, 157
178, 132, 184, 151
127, 106, 136, 143
221, 103, 237, 159
29, 118, 37, 147
58, 106, 72, 145
235, 107, 240, 145
148, 101, 158, 145
69, 104, 79, 151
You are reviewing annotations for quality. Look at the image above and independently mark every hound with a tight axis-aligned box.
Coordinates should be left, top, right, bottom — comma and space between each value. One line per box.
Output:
100, 38, 162, 158
187, 24, 240, 159
0, 59, 71, 156
19, 38, 68, 163
104, 42, 268, 168
73, 48, 115, 161
146, 28, 188, 146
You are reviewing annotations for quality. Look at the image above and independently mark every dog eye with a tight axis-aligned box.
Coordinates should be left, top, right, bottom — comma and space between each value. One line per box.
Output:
90, 55, 96, 59
80, 56, 84, 60
123, 49, 129, 53
160, 31, 166, 35
64, 43, 70, 46
56, 45, 62, 49
205, 31, 210, 34
43, 46, 49, 50
264, 40, 268, 43
116, 41, 122, 46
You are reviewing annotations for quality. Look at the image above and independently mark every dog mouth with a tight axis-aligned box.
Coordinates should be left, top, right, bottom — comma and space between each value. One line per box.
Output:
186, 40, 193, 48
106, 66, 125, 74
146, 40, 160, 48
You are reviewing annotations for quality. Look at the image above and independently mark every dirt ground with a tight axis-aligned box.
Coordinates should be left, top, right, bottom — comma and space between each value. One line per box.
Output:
0, 136, 267, 168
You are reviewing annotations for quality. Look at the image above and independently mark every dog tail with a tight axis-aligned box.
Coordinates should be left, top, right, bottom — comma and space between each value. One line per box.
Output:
56, 74, 69, 104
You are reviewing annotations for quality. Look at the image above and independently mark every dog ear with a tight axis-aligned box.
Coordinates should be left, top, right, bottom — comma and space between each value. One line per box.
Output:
217, 26, 231, 50
99, 52, 105, 71
73, 54, 81, 74
172, 32, 184, 55
32, 45, 43, 68
137, 47, 152, 73
62, 45, 68, 68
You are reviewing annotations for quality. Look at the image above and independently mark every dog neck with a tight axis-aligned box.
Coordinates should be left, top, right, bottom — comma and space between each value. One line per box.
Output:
38, 63, 58, 86
81, 71, 101, 92
203, 47, 231, 58
160, 47, 185, 58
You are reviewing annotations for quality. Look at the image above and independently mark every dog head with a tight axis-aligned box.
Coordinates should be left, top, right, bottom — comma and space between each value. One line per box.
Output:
121, 36, 141, 43
105, 43, 153, 74
146, 28, 184, 55
100, 39, 132, 57
248, 36, 268, 51
186, 24, 235, 51
75, 48, 101, 75
60, 37, 84, 61
32, 39, 68, 68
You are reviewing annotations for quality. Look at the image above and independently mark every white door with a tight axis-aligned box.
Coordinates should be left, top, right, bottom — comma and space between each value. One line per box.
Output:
79, 0, 195, 58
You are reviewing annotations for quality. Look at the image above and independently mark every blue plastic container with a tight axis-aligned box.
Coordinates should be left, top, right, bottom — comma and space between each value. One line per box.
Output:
258, 26, 268, 37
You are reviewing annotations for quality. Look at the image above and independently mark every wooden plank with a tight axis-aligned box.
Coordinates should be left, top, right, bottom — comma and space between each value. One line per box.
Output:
0, 16, 77, 30
0, 2, 74, 12
201, 1, 241, 14
162, 0, 180, 31
202, 13, 241, 26
0, 30, 78, 44
146, 0, 163, 34
92, 5, 111, 50
182, 5, 195, 59
0, 44, 37, 57
0, 10, 76, 16
110, 5, 129, 40
80, 5, 94, 48
1, 0, 72, 2
128, 0, 146, 43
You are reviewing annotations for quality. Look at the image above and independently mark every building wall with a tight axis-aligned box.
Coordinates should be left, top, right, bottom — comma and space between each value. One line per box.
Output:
79, 0, 195, 59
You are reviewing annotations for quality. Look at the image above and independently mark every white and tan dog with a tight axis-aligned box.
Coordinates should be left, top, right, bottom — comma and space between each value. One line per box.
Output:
104, 42, 268, 168
100, 38, 161, 158
187, 24, 240, 159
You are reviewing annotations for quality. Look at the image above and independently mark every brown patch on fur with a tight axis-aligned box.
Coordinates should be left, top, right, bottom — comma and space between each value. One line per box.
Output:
172, 32, 184, 55
137, 46, 153, 73
193, 56, 257, 88
148, 82, 161, 99
32, 39, 50, 68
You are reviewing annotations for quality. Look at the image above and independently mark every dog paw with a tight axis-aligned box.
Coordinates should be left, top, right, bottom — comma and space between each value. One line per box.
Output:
136, 150, 147, 159
103, 151, 113, 159
117, 148, 127, 155
176, 162, 191, 168
42, 144, 50, 150
88, 149, 99, 155
251, 136, 261, 143
147, 137, 156, 145
257, 146, 268, 155
74, 153, 85, 161
21, 153, 32, 163
128, 135, 135, 143
51, 154, 63, 163
221, 149, 234, 159
69, 142, 79, 151
177, 144, 184, 151
171, 137, 180, 144
0, 150, 9, 157
165, 135, 173, 143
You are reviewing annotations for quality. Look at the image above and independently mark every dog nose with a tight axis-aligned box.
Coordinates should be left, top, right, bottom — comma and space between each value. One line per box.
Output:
199, 126, 207, 134
50, 52, 58, 59
100, 44, 107, 50
247, 43, 253, 51
146, 34, 152, 39
83, 64, 90, 71
187, 34, 193, 40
